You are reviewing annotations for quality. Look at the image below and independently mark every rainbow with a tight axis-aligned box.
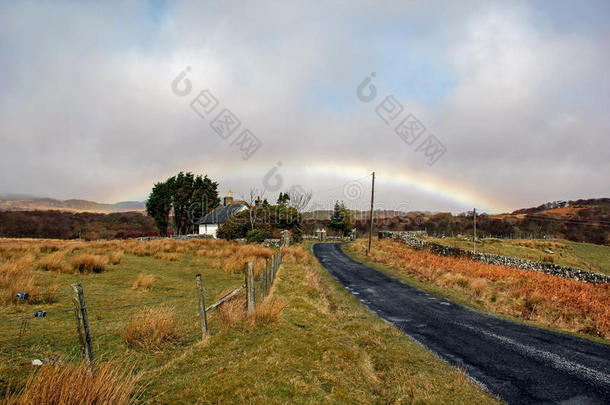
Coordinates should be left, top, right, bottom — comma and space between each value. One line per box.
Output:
102, 159, 510, 214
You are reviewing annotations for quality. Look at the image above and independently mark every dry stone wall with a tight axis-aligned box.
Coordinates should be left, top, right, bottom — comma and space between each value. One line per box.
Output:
378, 231, 609, 285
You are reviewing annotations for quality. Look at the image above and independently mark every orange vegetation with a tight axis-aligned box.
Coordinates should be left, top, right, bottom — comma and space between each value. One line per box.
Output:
356, 239, 610, 339
0, 237, 276, 306
4, 361, 141, 405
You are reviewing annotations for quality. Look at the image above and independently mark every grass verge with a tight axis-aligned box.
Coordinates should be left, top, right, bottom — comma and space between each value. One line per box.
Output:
141, 244, 501, 404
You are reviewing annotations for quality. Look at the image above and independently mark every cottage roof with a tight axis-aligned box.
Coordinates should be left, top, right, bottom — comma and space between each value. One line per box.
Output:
199, 201, 248, 225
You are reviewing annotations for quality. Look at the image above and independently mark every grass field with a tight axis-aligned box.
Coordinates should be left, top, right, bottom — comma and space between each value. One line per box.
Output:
344, 239, 610, 343
427, 236, 610, 275
1, 238, 500, 404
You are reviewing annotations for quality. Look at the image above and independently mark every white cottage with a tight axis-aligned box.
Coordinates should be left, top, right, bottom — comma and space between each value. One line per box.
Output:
198, 191, 249, 238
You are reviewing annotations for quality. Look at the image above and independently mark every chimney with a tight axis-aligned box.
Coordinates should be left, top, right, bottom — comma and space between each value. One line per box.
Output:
223, 190, 233, 206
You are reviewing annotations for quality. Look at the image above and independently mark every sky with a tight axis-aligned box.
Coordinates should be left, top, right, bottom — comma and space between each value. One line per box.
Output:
0, 0, 608, 214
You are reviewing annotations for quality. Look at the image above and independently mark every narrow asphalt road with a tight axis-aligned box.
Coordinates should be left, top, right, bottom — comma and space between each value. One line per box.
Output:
313, 243, 610, 405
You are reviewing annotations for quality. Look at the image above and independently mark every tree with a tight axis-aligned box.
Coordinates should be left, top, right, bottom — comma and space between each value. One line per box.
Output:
217, 204, 302, 241
146, 181, 172, 236
276, 192, 290, 205
287, 188, 313, 212
146, 171, 220, 235
328, 201, 353, 236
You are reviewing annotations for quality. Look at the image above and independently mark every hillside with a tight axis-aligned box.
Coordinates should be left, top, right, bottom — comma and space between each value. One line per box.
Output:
0, 195, 145, 213
0, 210, 157, 240
512, 198, 610, 215
304, 199, 610, 246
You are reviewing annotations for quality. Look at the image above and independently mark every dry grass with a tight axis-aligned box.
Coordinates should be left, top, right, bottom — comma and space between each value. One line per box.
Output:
153, 252, 178, 261
0, 237, 275, 309
4, 362, 141, 405
108, 250, 123, 265
38, 251, 69, 273
0, 255, 58, 305
216, 290, 247, 327
71, 254, 108, 273
353, 239, 610, 339
251, 298, 287, 326
132, 274, 154, 290
122, 307, 185, 351
282, 246, 311, 264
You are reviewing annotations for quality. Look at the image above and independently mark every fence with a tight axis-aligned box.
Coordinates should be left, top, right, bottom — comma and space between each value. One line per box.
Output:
0, 249, 283, 368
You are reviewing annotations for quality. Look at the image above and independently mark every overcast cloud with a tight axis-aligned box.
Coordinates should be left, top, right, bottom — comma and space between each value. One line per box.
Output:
0, 0, 608, 213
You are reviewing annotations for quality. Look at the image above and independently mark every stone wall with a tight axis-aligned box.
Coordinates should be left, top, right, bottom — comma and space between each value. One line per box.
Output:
137, 234, 214, 242
378, 231, 609, 285
263, 239, 282, 248
302, 234, 352, 242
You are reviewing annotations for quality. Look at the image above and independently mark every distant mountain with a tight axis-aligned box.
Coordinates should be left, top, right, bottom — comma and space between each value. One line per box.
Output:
0, 195, 145, 213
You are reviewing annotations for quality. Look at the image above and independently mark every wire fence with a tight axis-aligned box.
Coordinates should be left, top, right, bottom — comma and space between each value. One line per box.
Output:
0, 250, 283, 368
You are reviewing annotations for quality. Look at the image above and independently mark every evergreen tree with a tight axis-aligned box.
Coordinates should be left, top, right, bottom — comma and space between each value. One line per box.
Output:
146, 181, 172, 236
328, 201, 353, 236
276, 192, 290, 205
146, 172, 220, 235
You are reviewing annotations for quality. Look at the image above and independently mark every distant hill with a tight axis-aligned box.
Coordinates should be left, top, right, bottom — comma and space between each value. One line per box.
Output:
302, 199, 609, 246
0, 210, 157, 240
511, 198, 610, 216
0, 195, 145, 213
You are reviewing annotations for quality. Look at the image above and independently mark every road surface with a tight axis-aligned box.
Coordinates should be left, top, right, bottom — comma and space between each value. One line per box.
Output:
312, 243, 610, 405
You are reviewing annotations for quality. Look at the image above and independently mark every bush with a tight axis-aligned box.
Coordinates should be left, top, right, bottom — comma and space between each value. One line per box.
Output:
217, 204, 302, 240
122, 307, 184, 350
246, 229, 272, 243
71, 254, 108, 273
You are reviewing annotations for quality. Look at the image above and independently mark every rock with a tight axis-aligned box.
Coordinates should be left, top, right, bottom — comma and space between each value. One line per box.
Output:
31, 359, 43, 366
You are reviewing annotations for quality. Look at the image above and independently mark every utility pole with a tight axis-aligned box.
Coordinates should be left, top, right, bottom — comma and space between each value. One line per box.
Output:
367, 172, 375, 256
473, 207, 477, 254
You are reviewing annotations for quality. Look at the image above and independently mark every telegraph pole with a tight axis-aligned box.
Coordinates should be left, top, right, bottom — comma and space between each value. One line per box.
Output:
367, 172, 375, 256
473, 207, 477, 254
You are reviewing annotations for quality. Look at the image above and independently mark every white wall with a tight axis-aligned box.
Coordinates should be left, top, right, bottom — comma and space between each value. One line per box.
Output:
199, 223, 219, 238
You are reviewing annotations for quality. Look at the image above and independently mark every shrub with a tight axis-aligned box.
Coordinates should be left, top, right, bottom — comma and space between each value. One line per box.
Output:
246, 229, 272, 243
71, 254, 108, 273
4, 361, 141, 405
122, 307, 184, 350
132, 274, 154, 290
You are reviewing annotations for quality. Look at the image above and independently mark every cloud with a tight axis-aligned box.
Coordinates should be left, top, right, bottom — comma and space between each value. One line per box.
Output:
0, 0, 608, 213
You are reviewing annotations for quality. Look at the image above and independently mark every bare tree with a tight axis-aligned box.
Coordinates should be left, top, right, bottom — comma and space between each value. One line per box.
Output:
242, 188, 266, 230
287, 186, 313, 212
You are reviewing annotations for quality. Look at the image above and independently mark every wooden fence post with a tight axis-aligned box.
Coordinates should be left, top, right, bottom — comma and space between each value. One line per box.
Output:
270, 255, 276, 283
196, 274, 208, 339
265, 258, 271, 296
259, 260, 266, 302
71, 283, 94, 366
246, 262, 255, 315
